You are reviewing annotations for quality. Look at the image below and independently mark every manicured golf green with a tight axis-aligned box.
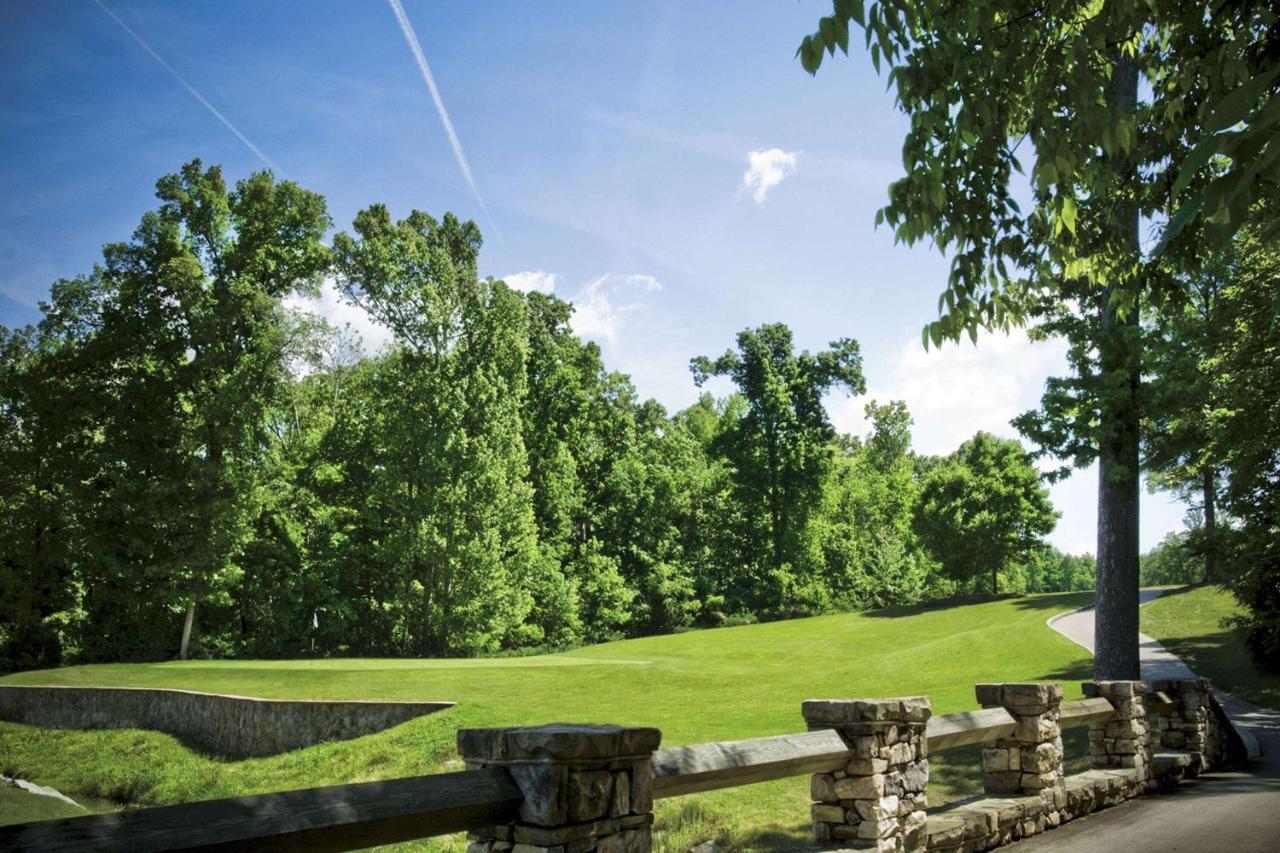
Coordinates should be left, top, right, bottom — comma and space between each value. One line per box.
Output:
0, 593, 1095, 850
1141, 584, 1280, 709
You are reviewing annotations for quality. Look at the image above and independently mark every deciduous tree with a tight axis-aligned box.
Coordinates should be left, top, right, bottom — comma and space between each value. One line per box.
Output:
914, 432, 1058, 594
799, 0, 1279, 678
691, 324, 864, 612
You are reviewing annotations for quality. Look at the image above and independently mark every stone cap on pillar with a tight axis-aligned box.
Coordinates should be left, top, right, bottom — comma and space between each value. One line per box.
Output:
975, 683, 1064, 714
1081, 680, 1145, 698
1146, 677, 1210, 693
458, 723, 662, 764
801, 697, 931, 726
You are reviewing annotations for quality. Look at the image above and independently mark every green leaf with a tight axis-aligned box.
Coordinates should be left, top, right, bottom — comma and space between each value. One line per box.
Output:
1152, 191, 1204, 256
820, 18, 836, 54
798, 36, 821, 75
1060, 196, 1077, 236
1172, 131, 1232, 198
834, 17, 849, 55
1205, 64, 1280, 132
929, 179, 945, 210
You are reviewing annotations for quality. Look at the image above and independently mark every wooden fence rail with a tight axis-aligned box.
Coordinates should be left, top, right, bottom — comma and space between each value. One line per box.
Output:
1059, 696, 1116, 729
652, 729, 849, 798
0, 767, 522, 853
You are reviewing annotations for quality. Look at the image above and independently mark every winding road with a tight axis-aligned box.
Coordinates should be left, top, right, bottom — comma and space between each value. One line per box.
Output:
1017, 588, 1280, 852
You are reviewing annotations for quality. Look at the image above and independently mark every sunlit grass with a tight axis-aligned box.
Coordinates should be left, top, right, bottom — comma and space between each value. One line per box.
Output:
1, 592, 1094, 850
1141, 584, 1280, 709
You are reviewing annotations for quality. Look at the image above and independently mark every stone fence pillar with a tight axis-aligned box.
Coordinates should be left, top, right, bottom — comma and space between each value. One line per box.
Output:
975, 683, 1064, 798
802, 697, 931, 852
1148, 677, 1213, 773
458, 723, 661, 853
1084, 681, 1150, 768
1083, 680, 1151, 783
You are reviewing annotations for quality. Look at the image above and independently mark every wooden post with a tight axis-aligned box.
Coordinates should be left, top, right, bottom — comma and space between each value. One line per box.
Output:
458, 723, 661, 852
802, 697, 931, 852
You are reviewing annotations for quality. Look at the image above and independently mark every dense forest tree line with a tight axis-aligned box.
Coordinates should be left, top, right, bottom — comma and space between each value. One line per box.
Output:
0, 162, 1092, 670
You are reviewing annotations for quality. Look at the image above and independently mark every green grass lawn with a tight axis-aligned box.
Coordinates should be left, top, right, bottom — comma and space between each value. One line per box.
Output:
0, 592, 1095, 850
1140, 584, 1280, 709
0, 786, 89, 827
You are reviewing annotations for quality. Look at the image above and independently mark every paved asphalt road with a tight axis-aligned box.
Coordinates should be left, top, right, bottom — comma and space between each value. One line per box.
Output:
1020, 590, 1280, 852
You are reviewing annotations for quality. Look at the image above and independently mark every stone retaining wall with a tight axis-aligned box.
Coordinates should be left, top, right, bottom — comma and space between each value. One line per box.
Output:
920, 679, 1200, 853
0, 684, 453, 756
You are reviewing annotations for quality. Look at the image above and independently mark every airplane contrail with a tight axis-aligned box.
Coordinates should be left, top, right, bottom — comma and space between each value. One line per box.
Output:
93, 0, 279, 173
385, 0, 501, 242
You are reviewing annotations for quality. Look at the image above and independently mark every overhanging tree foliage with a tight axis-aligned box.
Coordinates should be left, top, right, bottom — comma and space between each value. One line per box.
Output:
799, 0, 1279, 678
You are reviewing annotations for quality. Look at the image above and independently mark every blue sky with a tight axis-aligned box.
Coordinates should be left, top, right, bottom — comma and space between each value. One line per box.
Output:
0, 0, 1188, 554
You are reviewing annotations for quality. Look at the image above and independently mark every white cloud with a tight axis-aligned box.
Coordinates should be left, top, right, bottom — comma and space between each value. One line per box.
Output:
502, 270, 559, 294
284, 279, 394, 355
570, 273, 663, 345
827, 328, 1187, 554
830, 329, 1068, 456
742, 148, 799, 205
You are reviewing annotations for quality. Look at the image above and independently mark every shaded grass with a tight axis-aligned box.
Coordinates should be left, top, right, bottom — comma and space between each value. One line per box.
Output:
1141, 584, 1280, 709
0, 592, 1094, 850
0, 786, 88, 827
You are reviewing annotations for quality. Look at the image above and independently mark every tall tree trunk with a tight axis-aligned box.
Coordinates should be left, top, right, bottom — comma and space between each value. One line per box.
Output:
1203, 467, 1217, 584
179, 602, 195, 660
1094, 52, 1142, 681
992, 565, 999, 596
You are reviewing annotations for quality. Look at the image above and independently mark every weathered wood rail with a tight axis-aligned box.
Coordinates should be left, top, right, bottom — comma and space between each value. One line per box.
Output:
0, 681, 1237, 853
0, 768, 523, 853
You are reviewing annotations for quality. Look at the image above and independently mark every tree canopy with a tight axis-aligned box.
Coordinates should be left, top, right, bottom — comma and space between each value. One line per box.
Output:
0, 162, 1081, 670
914, 432, 1058, 594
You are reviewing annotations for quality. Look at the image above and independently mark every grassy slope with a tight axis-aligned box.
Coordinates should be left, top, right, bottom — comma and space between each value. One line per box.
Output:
0, 593, 1094, 850
0, 787, 88, 827
1141, 584, 1280, 709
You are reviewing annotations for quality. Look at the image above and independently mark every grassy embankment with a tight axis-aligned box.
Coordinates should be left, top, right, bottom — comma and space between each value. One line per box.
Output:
1140, 584, 1280, 709
0, 593, 1095, 850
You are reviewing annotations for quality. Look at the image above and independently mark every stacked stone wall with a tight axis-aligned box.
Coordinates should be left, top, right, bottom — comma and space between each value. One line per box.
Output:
1084, 680, 1152, 784
924, 681, 1151, 853
460, 723, 659, 853
803, 697, 931, 852
975, 683, 1064, 798
0, 684, 452, 756
1147, 677, 1226, 773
